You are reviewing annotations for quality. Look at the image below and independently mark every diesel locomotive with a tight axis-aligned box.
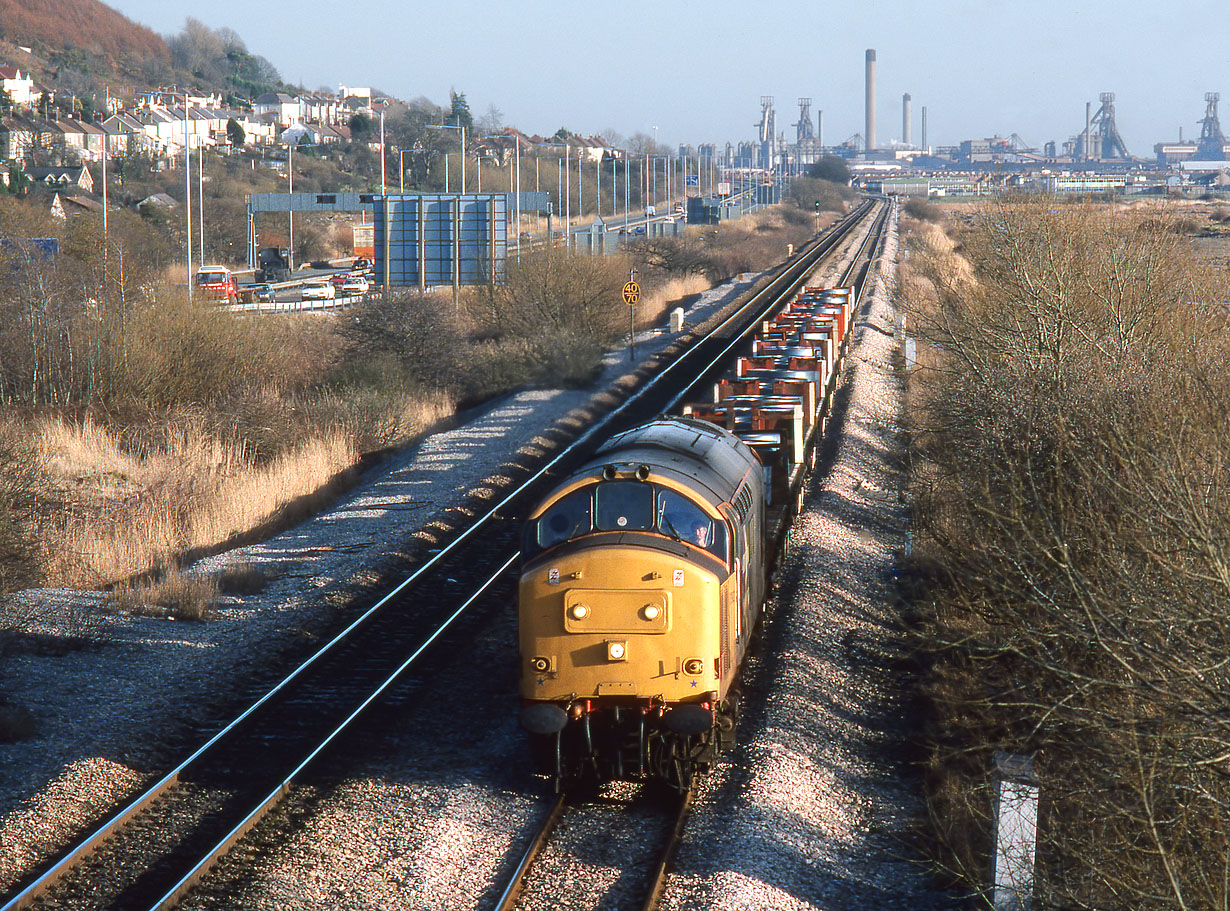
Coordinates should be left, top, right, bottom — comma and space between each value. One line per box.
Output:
518, 417, 765, 790
518, 281, 860, 791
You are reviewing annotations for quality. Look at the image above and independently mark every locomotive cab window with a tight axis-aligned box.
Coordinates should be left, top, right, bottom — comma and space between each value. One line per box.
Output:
595, 481, 654, 531
536, 488, 593, 548
658, 490, 720, 553
528, 481, 729, 563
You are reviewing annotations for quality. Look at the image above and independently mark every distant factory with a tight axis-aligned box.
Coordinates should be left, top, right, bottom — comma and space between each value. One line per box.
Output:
717, 47, 1230, 187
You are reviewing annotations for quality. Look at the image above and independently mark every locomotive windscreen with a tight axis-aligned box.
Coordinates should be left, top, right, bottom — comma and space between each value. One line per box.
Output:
527, 482, 728, 561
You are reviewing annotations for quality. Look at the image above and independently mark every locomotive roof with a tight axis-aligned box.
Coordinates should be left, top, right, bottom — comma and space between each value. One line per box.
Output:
577, 416, 761, 505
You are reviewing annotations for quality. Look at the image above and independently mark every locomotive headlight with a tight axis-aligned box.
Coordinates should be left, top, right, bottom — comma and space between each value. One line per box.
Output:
607, 640, 627, 661
570, 604, 589, 620
682, 657, 705, 676
642, 605, 661, 621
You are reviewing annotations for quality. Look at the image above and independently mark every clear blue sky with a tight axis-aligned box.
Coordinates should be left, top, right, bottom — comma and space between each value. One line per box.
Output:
111, 0, 1227, 155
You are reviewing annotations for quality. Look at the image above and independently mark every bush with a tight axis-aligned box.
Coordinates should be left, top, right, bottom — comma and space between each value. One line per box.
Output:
905, 201, 1230, 908
483, 249, 627, 340
806, 155, 851, 184
0, 432, 40, 594
902, 197, 942, 222
789, 176, 852, 215
335, 290, 461, 392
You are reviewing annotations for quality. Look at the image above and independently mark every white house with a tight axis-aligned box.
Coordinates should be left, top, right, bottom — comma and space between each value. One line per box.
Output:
254, 92, 304, 128
0, 65, 35, 107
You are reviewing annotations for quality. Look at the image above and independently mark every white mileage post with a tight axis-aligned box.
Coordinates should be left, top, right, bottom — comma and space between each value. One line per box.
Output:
623, 271, 641, 361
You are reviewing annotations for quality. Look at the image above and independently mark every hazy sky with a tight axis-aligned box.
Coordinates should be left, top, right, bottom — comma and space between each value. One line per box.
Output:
110, 0, 1227, 155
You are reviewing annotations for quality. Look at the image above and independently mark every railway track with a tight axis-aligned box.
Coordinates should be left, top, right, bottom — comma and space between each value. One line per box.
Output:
492, 787, 692, 911
0, 198, 889, 911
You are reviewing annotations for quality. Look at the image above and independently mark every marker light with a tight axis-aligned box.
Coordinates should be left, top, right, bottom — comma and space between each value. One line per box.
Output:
531, 656, 551, 673
642, 605, 661, 621
607, 640, 627, 661
570, 604, 589, 620
683, 658, 705, 675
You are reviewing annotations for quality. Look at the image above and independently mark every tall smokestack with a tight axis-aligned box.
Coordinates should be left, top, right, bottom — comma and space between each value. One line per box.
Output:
902, 92, 912, 147
922, 105, 928, 151
865, 49, 877, 152
817, 109, 823, 151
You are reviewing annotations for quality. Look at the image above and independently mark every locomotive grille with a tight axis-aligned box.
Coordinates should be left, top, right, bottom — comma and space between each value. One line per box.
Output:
720, 586, 732, 676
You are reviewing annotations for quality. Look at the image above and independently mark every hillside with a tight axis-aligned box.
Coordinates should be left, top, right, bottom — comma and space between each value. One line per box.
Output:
0, 0, 169, 68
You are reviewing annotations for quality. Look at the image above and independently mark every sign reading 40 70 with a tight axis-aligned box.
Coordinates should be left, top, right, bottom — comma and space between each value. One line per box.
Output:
622, 281, 641, 305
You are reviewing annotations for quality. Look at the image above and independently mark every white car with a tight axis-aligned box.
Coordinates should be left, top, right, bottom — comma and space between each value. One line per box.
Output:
333, 275, 369, 295
301, 281, 335, 301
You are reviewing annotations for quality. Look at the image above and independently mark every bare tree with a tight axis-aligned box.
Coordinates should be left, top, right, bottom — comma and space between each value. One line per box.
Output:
903, 200, 1230, 910
476, 103, 504, 134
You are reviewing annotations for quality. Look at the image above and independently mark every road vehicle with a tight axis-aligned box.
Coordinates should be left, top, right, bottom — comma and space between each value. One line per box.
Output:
332, 274, 369, 295
196, 266, 238, 304
301, 281, 335, 301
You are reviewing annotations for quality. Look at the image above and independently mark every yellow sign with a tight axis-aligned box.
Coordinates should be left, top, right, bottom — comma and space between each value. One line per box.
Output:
622, 281, 641, 305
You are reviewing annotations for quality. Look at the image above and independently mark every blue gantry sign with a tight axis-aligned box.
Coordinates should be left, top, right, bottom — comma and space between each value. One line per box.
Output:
373, 193, 508, 288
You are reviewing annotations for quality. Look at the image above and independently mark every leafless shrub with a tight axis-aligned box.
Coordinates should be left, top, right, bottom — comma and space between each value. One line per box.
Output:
461, 249, 628, 392
904, 200, 1230, 909
0, 427, 40, 595
903, 197, 943, 222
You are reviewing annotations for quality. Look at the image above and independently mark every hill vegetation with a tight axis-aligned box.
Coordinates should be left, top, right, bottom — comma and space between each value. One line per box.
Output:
0, 0, 169, 75
0, 3, 294, 114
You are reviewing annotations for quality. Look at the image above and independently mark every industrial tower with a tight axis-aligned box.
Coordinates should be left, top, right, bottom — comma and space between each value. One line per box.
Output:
1197, 92, 1226, 159
1075, 93, 1130, 161
796, 98, 814, 142
757, 96, 776, 170
865, 49, 877, 152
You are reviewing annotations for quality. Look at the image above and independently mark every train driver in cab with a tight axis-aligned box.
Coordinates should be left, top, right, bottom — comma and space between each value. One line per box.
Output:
658, 492, 713, 549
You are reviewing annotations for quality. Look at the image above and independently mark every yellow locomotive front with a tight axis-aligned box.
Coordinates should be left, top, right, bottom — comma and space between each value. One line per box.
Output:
518, 418, 764, 790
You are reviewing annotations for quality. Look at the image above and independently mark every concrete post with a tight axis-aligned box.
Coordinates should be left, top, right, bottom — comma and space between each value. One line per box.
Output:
991, 751, 1039, 911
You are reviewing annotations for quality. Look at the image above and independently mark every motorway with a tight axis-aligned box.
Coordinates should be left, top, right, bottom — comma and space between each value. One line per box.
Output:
226, 183, 759, 313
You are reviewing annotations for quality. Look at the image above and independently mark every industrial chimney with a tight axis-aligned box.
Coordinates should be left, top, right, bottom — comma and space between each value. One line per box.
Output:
865, 49, 877, 152
903, 92, 912, 147
922, 105, 928, 152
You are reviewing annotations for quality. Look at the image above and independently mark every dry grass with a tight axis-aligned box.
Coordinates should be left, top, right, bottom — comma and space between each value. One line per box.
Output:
32, 415, 359, 588
637, 273, 712, 327
110, 568, 219, 621
216, 561, 270, 595
310, 387, 456, 454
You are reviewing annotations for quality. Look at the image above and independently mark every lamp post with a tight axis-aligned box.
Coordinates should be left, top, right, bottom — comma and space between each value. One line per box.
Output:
184, 92, 192, 300
514, 137, 520, 252
287, 139, 294, 271
426, 122, 467, 191
284, 135, 317, 272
